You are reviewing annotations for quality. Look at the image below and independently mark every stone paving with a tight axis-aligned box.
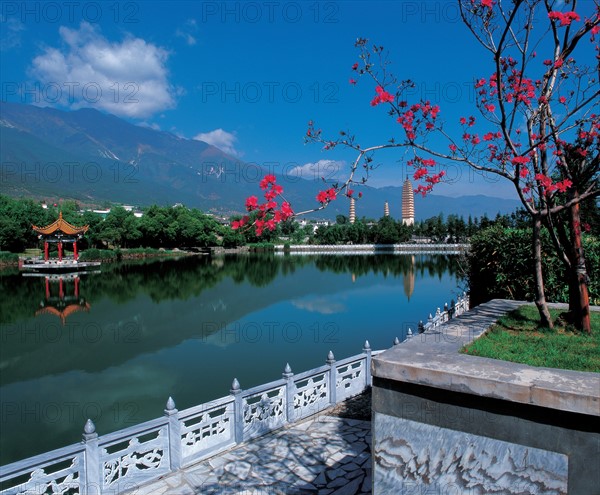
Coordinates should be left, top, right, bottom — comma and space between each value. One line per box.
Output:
130, 415, 372, 495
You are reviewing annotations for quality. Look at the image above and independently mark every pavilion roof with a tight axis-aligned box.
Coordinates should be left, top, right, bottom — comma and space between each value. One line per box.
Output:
32, 212, 89, 236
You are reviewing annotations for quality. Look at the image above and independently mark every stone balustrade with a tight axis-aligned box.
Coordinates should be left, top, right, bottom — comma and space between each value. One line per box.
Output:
0, 294, 469, 495
274, 244, 468, 255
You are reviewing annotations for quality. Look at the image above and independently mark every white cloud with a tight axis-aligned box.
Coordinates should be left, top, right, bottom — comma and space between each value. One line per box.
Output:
288, 159, 347, 181
175, 19, 198, 46
194, 128, 241, 157
1, 17, 25, 51
29, 22, 176, 118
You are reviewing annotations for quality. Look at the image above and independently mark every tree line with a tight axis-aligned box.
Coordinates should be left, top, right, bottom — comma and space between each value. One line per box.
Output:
0, 196, 224, 252
1, 195, 597, 254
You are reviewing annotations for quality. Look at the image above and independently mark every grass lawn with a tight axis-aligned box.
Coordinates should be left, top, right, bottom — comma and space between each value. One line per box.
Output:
461, 305, 600, 372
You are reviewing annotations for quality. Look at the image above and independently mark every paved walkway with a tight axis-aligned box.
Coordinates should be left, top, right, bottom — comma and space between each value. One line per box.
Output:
131, 415, 372, 495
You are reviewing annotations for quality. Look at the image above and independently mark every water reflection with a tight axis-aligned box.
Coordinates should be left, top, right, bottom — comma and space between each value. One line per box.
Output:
26, 272, 93, 325
0, 253, 461, 464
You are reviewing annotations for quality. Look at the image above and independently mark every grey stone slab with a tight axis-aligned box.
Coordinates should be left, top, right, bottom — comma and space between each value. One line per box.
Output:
327, 476, 349, 489
329, 477, 362, 495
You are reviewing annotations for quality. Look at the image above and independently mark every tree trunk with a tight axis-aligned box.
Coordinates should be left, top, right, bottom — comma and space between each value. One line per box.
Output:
533, 215, 554, 329
569, 194, 592, 333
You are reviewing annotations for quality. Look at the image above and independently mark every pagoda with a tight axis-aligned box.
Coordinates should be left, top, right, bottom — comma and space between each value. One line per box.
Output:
401, 178, 415, 226
32, 212, 89, 263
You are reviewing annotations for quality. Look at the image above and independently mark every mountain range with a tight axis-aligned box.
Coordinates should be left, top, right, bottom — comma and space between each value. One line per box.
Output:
0, 101, 521, 220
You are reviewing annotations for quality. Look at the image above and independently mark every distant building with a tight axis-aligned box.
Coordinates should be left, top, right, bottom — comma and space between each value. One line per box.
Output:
402, 178, 415, 226
349, 198, 356, 224
384, 201, 390, 217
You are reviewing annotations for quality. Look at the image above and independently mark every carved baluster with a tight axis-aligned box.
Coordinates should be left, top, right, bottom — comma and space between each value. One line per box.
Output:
363, 340, 372, 387
282, 363, 295, 423
230, 378, 243, 444
164, 397, 181, 470
327, 351, 337, 405
418, 320, 425, 334
393, 337, 401, 345
81, 419, 101, 495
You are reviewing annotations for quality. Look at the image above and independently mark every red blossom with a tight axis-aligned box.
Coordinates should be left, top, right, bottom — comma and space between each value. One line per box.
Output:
413, 167, 428, 180
370, 86, 395, 106
511, 156, 530, 165
485, 104, 496, 112
317, 187, 337, 204
352, 63, 359, 70
556, 179, 573, 193
449, 144, 457, 152
559, 96, 567, 104
246, 196, 259, 210
554, 59, 564, 69
259, 174, 276, 190
548, 11, 581, 26
349, 78, 357, 85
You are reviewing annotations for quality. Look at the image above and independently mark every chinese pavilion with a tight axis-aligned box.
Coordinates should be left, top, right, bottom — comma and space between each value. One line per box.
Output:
32, 212, 89, 262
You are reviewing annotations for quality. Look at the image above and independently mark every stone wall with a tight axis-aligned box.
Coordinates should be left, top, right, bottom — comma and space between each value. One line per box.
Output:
371, 299, 600, 495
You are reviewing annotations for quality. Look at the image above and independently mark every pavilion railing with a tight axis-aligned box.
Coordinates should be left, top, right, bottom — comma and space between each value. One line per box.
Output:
0, 293, 468, 495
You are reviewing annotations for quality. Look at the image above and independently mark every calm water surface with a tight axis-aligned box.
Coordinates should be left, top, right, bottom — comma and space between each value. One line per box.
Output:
0, 253, 463, 464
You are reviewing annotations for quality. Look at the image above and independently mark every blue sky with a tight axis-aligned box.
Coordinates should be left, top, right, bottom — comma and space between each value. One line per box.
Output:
1, 1, 596, 199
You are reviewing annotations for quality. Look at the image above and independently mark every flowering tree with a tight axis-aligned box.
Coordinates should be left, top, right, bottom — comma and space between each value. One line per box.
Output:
235, 0, 599, 332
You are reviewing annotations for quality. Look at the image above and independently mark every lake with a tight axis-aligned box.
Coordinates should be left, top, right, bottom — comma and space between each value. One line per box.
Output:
0, 253, 463, 465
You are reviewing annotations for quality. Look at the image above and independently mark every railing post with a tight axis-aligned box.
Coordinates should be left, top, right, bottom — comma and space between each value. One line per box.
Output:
418, 320, 425, 334
449, 299, 456, 319
393, 337, 401, 345
230, 378, 244, 445
363, 341, 372, 387
327, 351, 337, 405
406, 328, 413, 340
82, 419, 101, 495
443, 303, 449, 322
282, 363, 294, 423
164, 397, 181, 471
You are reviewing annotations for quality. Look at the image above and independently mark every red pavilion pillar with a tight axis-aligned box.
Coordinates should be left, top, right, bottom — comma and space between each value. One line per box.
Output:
59, 278, 64, 299
74, 276, 80, 298
58, 242, 63, 261
73, 241, 78, 261
44, 241, 49, 261
45, 277, 50, 299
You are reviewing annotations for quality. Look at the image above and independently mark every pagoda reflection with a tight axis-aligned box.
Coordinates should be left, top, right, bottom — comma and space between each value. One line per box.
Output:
403, 255, 415, 301
24, 272, 96, 325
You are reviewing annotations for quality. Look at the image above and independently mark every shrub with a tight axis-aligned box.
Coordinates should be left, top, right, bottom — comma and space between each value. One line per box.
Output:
468, 226, 599, 306
79, 248, 117, 261
0, 251, 19, 262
